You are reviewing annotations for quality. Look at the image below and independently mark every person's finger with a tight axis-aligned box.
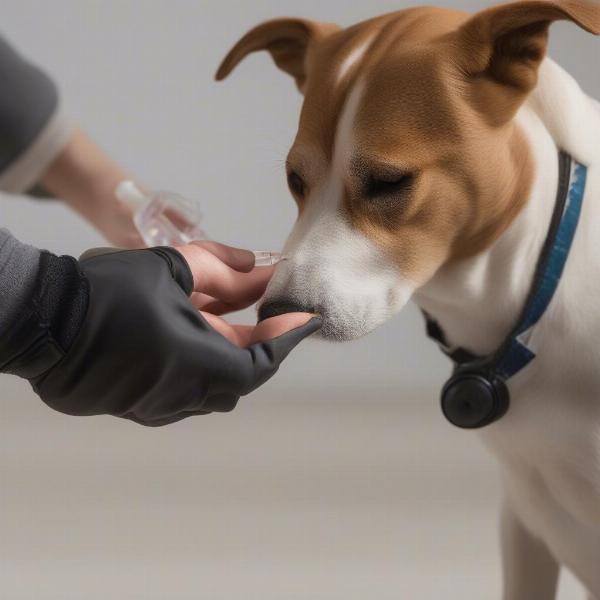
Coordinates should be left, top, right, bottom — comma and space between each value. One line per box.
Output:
250, 312, 317, 345
198, 299, 239, 315
189, 240, 255, 272
191, 292, 234, 315
177, 244, 275, 303
200, 311, 318, 349
200, 312, 255, 347
191, 292, 217, 310
242, 315, 322, 394
191, 286, 271, 315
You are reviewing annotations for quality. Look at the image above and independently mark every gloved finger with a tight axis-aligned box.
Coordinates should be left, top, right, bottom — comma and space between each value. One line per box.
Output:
200, 311, 254, 347
79, 246, 194, 296
243, 317, 322, 394
151, 247, 195, 295
177, 244, 274, 303
79, 247, 124, 262
250, 313, 316, 345
188, 241, 256, 273
79, 247, 196, 296
123, 409, 211, 427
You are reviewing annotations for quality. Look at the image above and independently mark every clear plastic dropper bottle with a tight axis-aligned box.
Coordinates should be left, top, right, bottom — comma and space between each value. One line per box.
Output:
115, 181, 282, 266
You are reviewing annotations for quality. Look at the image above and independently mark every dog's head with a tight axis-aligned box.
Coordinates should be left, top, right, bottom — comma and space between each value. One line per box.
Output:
217, 1, 599, 340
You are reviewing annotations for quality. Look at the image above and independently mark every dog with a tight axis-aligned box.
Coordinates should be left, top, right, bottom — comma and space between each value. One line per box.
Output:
216, 1, 600, 598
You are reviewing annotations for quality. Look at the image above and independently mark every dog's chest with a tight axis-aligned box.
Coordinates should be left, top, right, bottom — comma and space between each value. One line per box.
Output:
485, 362, 600, 587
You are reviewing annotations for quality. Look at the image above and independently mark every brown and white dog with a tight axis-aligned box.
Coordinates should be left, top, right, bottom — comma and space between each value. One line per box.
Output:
216, 1, 600, 598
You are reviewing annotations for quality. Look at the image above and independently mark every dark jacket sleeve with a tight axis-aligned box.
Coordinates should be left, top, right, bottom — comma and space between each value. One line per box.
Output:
0, 229, 41, 340
0, 34, 71, 193
0, 36, 72, 338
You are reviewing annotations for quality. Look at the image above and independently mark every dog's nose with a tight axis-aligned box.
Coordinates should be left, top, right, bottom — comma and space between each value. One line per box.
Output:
258, 299, 314, 322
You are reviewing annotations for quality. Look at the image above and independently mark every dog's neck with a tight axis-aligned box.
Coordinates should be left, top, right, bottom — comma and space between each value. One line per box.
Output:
414, 59, 593, 357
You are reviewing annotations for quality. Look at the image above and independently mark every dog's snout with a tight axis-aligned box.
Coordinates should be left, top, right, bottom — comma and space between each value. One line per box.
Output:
258, 299, 314, 322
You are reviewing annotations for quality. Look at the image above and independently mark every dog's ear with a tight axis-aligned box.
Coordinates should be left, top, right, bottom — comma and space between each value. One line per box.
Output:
215, 18, 339, 93
454, 0, 600, 124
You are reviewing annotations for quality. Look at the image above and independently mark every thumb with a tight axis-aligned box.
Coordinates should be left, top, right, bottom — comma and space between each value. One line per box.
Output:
250, 312, 317, 345
243, 315, 322, 394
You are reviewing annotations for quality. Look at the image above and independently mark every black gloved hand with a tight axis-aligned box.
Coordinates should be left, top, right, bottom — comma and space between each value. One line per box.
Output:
0, 247, 320, 426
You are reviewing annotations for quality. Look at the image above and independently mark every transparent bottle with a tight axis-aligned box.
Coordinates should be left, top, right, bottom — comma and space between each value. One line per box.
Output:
115, 181, 282, 266
116, 181, 206, 247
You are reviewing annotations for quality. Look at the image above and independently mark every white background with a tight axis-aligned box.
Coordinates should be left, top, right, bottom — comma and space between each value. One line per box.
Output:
1, 1, 598, 598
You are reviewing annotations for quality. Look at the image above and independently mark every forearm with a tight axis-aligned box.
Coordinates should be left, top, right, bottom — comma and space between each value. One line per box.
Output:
0, 35, 141, 247
41, 128, 128, 210
39, 127, 141, 247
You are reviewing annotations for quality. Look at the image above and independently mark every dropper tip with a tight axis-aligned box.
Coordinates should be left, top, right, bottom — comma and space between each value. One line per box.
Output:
253, 251, 287, 267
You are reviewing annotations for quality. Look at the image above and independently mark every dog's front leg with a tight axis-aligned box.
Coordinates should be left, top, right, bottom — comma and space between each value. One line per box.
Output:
500, 501, 559, 600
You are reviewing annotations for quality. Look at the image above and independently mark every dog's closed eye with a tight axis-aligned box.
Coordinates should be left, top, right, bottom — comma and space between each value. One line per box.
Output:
365, 173, 413, 199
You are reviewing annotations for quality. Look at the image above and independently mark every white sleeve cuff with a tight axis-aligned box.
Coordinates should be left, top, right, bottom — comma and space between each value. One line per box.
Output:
0, 102, 72, 194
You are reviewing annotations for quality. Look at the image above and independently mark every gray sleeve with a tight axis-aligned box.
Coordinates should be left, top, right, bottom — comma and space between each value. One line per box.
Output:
0, 229, 40, 333
0, 35, 72, 194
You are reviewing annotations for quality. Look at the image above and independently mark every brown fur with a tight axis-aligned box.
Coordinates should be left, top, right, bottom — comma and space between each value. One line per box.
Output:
217, 1, 600, 283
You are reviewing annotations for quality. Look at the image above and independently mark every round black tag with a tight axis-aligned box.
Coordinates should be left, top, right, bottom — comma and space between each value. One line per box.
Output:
441, 373, 509, 429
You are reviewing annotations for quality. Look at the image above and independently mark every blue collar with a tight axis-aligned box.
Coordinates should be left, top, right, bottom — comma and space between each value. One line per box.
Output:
425, 151, 588, 381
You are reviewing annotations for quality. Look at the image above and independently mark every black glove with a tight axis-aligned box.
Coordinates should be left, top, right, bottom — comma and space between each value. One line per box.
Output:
0, 247, 320, 426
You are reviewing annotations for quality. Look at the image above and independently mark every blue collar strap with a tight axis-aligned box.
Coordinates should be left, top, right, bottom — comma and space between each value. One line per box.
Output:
426, 150, 588, 383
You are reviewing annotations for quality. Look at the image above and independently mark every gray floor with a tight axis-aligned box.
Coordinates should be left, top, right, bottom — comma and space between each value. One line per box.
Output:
1, 377, 585, 599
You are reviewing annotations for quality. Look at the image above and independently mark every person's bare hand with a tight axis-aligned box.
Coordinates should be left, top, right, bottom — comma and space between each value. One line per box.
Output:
175, 241, 314, 346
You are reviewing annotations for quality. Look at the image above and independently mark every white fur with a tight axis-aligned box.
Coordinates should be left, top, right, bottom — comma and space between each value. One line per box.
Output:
265, 81, 414, 340
265, 56, 600, 597
336, 36, 375, 83
416, 59, 600, 596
